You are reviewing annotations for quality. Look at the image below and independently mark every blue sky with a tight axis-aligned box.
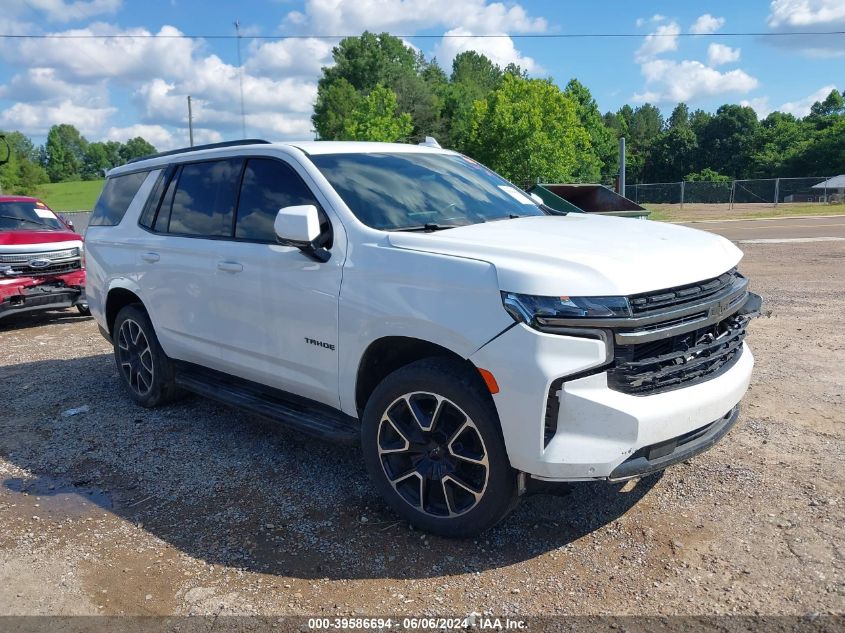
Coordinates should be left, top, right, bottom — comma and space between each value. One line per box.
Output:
1, 0, 843, 149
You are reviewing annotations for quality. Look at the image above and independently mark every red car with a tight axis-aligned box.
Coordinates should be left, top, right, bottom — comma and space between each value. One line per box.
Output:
0, 195, 88, 321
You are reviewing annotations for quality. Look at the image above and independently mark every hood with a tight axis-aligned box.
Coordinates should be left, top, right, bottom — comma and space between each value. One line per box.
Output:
0, 229, 82, 246
387, 214, 742, 296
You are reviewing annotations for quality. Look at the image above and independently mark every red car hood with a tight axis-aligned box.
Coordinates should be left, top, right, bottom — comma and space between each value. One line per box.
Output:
0, 229, 82, 245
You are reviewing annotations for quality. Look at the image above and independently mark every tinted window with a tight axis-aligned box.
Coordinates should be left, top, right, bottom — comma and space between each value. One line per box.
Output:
168, 159, 242, 237
235, 158, 319, 241
89, 171, 148, 227
310, 153, 544, 230
138, 170, 168, 229
153, 170, 179, 233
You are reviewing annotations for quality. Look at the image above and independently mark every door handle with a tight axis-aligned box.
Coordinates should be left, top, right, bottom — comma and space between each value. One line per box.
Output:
140, 252, 160, 263
217, 261, 243, 273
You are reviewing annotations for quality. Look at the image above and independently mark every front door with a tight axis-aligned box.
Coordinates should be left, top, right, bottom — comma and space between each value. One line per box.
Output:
207, 157, 344, 408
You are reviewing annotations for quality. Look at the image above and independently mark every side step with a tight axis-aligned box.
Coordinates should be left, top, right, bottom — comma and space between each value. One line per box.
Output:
174, 363, 359, 444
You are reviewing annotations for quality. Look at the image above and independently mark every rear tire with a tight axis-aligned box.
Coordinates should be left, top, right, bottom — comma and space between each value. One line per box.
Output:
361, 358, 518, 538
112, 304, 182, 407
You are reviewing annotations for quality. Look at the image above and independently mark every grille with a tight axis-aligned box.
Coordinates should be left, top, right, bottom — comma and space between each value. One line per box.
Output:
629, 268, 741, 315
11, 261, 83, 276
607, 313, 749, 395
0, 248, 79, 264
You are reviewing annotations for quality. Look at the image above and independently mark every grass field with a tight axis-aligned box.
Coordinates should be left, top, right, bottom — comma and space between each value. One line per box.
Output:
32, 179, 104, 212
646, 202, 845, 222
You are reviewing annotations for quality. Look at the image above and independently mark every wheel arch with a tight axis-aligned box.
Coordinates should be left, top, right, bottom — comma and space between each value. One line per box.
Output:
354, 335, 490, 416
105, 286, 144, 336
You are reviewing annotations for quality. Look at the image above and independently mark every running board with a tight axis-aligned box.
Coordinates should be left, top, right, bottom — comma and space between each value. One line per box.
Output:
174, 363, 359, 444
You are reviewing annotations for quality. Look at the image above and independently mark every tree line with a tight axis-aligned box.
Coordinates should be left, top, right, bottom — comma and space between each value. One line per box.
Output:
3, 31, 843, 195
313, 32, 845, 185
0, 124, 156, 195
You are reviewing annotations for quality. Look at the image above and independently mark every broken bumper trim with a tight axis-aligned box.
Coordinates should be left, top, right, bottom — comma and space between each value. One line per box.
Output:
608, 405, 740, 481
0, 287, 84, 320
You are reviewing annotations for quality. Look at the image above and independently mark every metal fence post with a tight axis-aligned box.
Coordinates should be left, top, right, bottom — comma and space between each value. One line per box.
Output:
774, 177, 780, 207
680, 181, 685, 209
729, 180, 736, 210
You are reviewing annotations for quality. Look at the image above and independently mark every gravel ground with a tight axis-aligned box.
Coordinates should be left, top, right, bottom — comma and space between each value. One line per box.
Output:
0, 242, 843, 619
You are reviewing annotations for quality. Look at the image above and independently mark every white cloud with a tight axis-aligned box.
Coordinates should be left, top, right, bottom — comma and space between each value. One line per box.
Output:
433, 28, 541, 74
8, 24, 198, 83
765, 0, 845, 56
245, 38, 334, 78
778, 84, 837, 116
740, 96, 773, 117
3, 0, 121, 22
285, 0, 546, 76
0, 100, 115, 136
634, 59, 759, 103
634, 21, 680, 63
707, 43, 741, 66
767, 0, 845, 27
0, 68, 109, 106
690, 14, 725, 34
284, 0, 547, 35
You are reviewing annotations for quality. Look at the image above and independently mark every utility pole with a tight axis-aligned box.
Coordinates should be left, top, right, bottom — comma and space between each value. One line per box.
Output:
234, 19, 246, 139
618, 137, 626, 198
187, 96, 194, 147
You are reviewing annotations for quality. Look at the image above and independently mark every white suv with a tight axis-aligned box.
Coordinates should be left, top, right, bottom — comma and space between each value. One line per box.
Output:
85, 140, 761, 537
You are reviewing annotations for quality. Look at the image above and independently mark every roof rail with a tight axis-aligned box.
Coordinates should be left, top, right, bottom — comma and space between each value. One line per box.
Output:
126, 139, 271, 164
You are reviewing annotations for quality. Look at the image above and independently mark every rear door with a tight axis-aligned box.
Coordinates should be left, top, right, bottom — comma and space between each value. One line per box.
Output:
139, 158, 243, 367
208, 156, 344, 408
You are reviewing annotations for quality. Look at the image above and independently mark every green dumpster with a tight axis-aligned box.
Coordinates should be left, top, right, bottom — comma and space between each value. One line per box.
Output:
528, 183, 650, 219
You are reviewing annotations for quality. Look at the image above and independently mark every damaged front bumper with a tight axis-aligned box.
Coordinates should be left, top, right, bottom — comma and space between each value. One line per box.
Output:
0, 271, 86, 320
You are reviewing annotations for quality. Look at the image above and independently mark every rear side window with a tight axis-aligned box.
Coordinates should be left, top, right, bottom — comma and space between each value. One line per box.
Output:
89, 171, 148, 227
235, 158, 319, 241
167, 159, 242, 237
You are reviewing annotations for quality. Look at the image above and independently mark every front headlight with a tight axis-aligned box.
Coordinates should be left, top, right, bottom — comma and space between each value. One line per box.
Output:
502, 291, 630, 327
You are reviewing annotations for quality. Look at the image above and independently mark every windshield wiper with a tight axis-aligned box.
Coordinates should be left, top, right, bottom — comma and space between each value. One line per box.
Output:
0, 215, 59, 230
390, 223, 461, 232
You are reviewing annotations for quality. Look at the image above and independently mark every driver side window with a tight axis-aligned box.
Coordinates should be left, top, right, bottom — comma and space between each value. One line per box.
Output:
235, 158, 329, 243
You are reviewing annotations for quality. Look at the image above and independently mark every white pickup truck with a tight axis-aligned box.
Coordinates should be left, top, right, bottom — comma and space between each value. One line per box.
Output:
85, 140, 761, 537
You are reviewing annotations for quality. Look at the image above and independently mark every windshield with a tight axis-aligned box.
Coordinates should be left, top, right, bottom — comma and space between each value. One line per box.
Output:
310, 152, 546, 230
0, 201, 64, 231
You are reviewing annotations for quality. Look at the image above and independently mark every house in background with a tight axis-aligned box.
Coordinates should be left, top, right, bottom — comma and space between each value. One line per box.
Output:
810, 175, 845, 203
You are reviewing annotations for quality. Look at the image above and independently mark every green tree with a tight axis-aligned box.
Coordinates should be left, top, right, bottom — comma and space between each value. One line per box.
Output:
446, 51, 506, 152
313, 32, 423, 139
120, 137, 156, 163
686, 168, 731, 182
461, 74, 595, 185
45, 123, 87, 182
313, 78, 362, 140
0, 130, 49, 194
564, 79, 616, 181
668, 103, 690, 131
624, 104, 663, 182
809, 88, 844, 117
643, 127, 698, 182
751, 112, 808, 177
696, 104, 759, 178
342, 85, 413, 142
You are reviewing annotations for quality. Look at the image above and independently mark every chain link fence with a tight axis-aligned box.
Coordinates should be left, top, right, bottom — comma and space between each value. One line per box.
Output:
625, 177, 842, 208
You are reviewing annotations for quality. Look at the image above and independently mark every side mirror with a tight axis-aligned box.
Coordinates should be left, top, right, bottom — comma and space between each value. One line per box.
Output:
274, 205, 330, 262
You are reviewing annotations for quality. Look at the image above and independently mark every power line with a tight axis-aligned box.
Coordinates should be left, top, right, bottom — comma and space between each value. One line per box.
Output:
0, 30, 843, 40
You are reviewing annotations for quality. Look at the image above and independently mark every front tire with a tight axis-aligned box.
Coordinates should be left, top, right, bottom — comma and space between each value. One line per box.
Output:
112, 304, 181, 407
361, 358, 518, 537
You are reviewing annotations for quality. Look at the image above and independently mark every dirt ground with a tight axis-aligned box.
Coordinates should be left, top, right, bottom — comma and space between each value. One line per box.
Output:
0, 241, 843, 620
